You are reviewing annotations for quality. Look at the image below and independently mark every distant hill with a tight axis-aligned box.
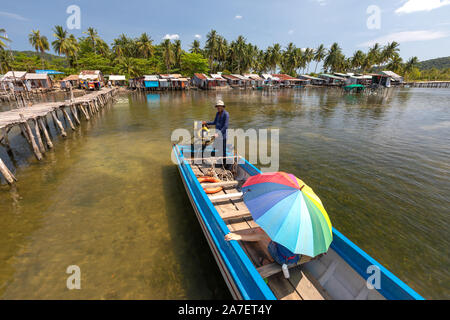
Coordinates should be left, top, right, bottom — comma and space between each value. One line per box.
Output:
418, 56, 450, 70
12, 50, 63, 61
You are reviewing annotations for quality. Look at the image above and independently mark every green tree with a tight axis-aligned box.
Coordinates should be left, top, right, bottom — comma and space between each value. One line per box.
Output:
0, 28, 11, 50
161, 39, 174, 73
190, 39, 202, 54
83, 27, 101, 54
324, 42, 345, 73
173, 39, 182, 68
313, 44, 326, 73
180, 52, 209, 76
28, 29, 49, 69
137, 33, 154, 58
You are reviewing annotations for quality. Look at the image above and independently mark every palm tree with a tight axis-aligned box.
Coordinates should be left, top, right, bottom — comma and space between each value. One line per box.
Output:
216, 36, 228, 71
304, 48, 314, 74
137, 33, 153, 58
190, 40, 202, 54
350, 50, 365, 71
381, 41, 400, 66
28, 30, 49, 69
266, 43, 282, 73
386, 53, 403, 74
313, 44, 326, 73
0, 28, 11, 50
83, 27, 100, 54
367, 43, 382, 70
173, 39, 182, 68
280, 42, 297, 76
66, 34, 79, 67
324, 42, 345, 73
0, 49, 13, 74
205, 29, 219, 71
161, 39, 174, 73
52, 25, 70, 56
404, 56, 419, 79
116, 56, 138, 78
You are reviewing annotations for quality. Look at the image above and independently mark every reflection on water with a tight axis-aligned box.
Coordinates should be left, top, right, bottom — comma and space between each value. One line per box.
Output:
0, 87, 448, 299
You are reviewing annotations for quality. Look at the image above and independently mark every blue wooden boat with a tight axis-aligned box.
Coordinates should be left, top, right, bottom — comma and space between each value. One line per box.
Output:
173, 144, 424, 300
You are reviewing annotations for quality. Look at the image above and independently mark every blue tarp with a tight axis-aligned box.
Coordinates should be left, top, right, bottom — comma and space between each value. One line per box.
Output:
35, 70, 64, 75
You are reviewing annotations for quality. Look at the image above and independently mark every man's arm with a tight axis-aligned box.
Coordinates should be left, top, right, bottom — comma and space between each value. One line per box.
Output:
206, 113, 218, 126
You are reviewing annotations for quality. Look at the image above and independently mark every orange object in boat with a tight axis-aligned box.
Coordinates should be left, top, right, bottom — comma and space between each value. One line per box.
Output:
198, 176, 223, 194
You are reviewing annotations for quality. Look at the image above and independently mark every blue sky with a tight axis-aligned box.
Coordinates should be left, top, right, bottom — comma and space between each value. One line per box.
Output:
1, 0, 449, 61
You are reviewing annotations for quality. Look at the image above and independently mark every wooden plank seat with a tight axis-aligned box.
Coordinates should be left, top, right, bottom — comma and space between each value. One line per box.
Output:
200, 180, 238, 188
257, 255, 314, 279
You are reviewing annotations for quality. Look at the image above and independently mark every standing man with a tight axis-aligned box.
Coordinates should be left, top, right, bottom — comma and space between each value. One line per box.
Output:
203, 100, 229, 165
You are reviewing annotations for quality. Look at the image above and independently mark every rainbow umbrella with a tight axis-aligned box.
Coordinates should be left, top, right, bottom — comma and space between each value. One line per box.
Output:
242, 172, 332, 257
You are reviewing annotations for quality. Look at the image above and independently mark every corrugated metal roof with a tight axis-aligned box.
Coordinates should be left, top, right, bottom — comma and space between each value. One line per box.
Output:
272, 74, 299, 81
222, 74, 240, 80
194, 73, 207, 80
299, 75, 323, 81
231, 74, 249, 80
1, 71, 27, 80
62, 74, 79, 81
108, 75, 126, 81
25, 73, 49, 80
244, 74, 263, 81
144, 75, 159, 81
381, 70, 402, 80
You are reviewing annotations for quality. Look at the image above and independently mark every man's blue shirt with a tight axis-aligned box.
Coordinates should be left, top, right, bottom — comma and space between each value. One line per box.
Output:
207, 110, 229, 138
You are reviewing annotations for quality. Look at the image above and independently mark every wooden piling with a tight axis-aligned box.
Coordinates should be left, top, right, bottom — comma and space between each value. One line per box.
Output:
62, 108, 76, 131
0, 157, 16, 185
33, 119, 46, 154
20, 116, 43, 161
51, 111, 67, 137
38, 117, 53, 149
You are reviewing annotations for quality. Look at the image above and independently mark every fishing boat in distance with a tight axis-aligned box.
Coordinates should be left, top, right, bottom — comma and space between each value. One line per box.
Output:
173, 143, 424, 300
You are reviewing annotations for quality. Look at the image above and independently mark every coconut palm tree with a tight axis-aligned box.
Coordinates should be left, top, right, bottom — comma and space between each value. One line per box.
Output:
280, 42, 297, 76
0, 28, 12, 50
216, 36, 228, 71
190, 40, 202, 54
303, 48, 315, 74
137, 33, 154, 58
162, 39, 174, 73
404, 56, 419, 79
52, 25, 70, 56
83, 27, 100, 54
28, 29, 49, 69
66, 34, 79, 67
0, 49, 13, 73
367, 43, 382, 70
324, 42, 345, 73
386, 53, 403, 74
173, 39, 182, 68
313, 44, 326, 73
205, 29, 219, 71
116, 56, 139, 78
350, 50, 365, 71
381, 41, 400, 65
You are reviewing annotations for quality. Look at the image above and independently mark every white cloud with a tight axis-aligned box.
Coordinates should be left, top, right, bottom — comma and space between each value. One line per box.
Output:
395, 0, 450, 14
194, 34, 201, 39
358, 30, 448, 47
288, 29, 294, 35
0, 11, 28, 21
312, 0, 326, 6
163, 34, 179, 40
235, 15, 243, 19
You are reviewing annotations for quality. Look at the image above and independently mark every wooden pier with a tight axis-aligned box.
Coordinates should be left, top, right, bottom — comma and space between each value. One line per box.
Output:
0, 88, 117, 185
403, 81, 450, 88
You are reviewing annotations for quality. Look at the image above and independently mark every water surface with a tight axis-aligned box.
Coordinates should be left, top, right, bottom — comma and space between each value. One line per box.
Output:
0, 87, 448, 299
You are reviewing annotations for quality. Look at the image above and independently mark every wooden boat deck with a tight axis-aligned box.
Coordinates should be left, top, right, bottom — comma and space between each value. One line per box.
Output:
190, 161, 331, 300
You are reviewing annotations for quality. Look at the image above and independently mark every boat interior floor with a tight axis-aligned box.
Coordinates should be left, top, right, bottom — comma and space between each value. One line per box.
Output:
190, 160, 331, 300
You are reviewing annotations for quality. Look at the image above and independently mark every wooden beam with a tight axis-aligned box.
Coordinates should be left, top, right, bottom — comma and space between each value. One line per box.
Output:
200, 180, 238, 188
38, 118, 53, 149
0, 156, 16, 184
51, 111, 67, 137
209, 192, 243, 202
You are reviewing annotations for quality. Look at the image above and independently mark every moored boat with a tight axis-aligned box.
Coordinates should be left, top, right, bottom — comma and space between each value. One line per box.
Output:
173, 144, 424, 300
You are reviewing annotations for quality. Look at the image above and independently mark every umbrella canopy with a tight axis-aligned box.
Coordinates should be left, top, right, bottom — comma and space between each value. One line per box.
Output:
242, 172, 332, 257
